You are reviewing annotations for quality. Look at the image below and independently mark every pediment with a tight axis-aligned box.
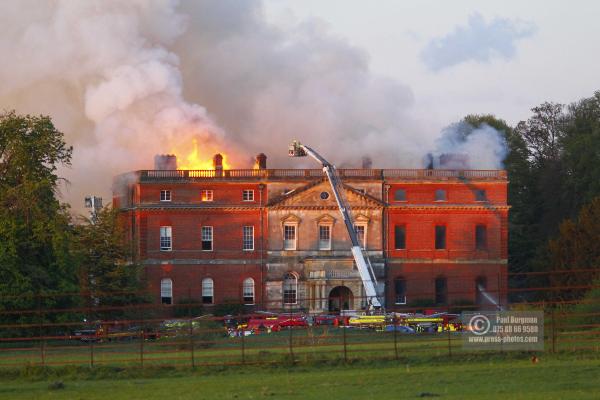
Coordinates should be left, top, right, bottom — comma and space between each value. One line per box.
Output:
268, 180, 383, 208
281, 214, 301, 224
316, 214, 336, 225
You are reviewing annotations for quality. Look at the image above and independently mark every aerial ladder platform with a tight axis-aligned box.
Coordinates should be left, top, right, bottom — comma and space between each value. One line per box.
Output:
288, 140, 383, 310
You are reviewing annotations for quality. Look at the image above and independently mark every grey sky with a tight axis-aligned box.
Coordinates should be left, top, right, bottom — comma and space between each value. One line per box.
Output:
265, 0, 600, 130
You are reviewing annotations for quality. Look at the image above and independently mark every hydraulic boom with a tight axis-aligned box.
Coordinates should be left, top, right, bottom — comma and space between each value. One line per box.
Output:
288, 140, 382, 310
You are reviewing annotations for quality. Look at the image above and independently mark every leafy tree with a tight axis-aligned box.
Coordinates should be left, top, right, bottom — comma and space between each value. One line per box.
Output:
73, 207, 147, 320
0, 111, 78, 334
561, 91, 600, 216
515, 102, 566, 166
547, 197, 600, 301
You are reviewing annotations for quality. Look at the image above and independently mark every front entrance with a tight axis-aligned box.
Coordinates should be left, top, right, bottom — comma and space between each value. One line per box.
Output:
328, 286, 354, 312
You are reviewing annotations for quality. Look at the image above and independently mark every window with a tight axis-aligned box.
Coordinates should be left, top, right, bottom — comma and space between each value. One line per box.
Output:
435, 225, 446, 250
283, 273, 297, 305
319, 225, 331, 250
243, 278, 255, 304
394, 189, 406, 201
201, 226, 213, 251
320, 191, 330, 200
475, 189, 487, 202
201, 190, 213, 202
283, 225, 297, 250
160, 278, 172, 305
243, 226, 254, 251
160, 226, 172, 251
435, 277, 448, 305
202, 278, 214, 304
160, 190, 171, 202
242, 190, 254, 201
435, 189, 447, 201
475, 225, 487, 250
394, 225, 406, 250
394, 277, 407, 305
355, 225, 366, 248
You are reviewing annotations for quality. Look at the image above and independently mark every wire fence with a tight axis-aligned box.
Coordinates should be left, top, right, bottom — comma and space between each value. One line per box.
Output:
0, 269, 599, 369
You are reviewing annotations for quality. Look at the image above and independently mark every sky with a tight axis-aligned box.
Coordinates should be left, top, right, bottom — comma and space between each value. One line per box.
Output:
1, 1, 599, 214
265, 0, 600, 128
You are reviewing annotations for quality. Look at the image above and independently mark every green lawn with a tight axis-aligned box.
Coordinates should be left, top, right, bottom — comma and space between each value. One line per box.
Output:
1, 354, 599, 399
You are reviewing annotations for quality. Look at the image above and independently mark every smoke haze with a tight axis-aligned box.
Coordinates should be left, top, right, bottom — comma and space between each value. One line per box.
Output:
0, 0, 508, 213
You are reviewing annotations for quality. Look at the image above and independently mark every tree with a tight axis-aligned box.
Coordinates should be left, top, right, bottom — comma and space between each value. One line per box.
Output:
0, 111, 78, 334
515, 102, 566, 166
561, 91, 600, 216
73, 207, 147, 319
547, 197, 600, 301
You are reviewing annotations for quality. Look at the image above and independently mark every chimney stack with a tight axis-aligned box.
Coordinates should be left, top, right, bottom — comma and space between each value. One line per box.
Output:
154, 154, 177, 170
255, 153, 267, 169
213, 153, 223, 170
361, 156, 372, 169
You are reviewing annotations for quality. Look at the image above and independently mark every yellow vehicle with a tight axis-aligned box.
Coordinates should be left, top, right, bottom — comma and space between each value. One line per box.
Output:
348, 315, 386, 329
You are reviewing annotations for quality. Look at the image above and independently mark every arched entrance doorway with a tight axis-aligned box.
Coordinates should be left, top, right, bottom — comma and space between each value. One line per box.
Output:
328, 286, 354, 312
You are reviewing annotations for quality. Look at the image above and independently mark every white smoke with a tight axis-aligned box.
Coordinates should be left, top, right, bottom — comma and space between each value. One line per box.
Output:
431, 123, 508, 169
0, 0, 507, 213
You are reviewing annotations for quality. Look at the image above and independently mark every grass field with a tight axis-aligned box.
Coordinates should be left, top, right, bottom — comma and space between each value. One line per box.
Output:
2, 326, 600, 399
1, 353, 599, 399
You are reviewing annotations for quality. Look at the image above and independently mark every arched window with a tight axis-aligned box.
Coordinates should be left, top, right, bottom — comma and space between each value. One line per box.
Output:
160, 278, 172, 305
283, 273, 298, 305
202, 278, 214, 304
394, 277, 407, 305
243, 278, 255, 305
435, 276, 448, 305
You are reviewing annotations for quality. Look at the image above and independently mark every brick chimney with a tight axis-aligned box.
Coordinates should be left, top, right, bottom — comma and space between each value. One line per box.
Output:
255, 153, 267, 169
213, 153, 223, 176
361, 156, 372, 169
154, 154, 177, 170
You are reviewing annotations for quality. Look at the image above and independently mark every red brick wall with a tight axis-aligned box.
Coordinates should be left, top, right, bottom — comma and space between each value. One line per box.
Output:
115, 171, 509, 310
386, 262, 508, 308
386, 209, 507, 260
387, 182, 507, 205
135, 209, 264, 260
147, 263, 263, 306
138, 183, 266, 205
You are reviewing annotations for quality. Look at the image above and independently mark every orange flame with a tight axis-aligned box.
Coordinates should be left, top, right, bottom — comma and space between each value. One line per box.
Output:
172, 138, 231, 170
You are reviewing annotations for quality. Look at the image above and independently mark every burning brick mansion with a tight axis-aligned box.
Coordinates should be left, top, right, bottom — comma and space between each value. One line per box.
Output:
113, 153, 508, 313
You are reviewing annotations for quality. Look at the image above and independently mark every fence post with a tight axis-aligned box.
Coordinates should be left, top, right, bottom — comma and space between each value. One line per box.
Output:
139, 302, 145, 367
89, 337, 94, 368
446, 303, 452, 358
188, 294, 195, 369
288, 304, 294, 363
551, 307, 556, 354
139, 328, 144, 367
239, 313, 246, 364
393, 314, 399, 361
37, 295, 45, 367
342, 317, 348, 363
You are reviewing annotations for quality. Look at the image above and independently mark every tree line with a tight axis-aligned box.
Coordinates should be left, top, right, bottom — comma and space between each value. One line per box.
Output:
0, 111, 145, 334
461, 91, 600, 302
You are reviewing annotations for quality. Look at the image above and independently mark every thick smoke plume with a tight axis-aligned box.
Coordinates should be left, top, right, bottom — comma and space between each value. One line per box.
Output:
431, 122, 508, 169
0, 1, 508, 213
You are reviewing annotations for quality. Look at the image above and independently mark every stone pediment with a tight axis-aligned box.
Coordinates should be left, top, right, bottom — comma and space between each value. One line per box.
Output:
268, 180, 384, 209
